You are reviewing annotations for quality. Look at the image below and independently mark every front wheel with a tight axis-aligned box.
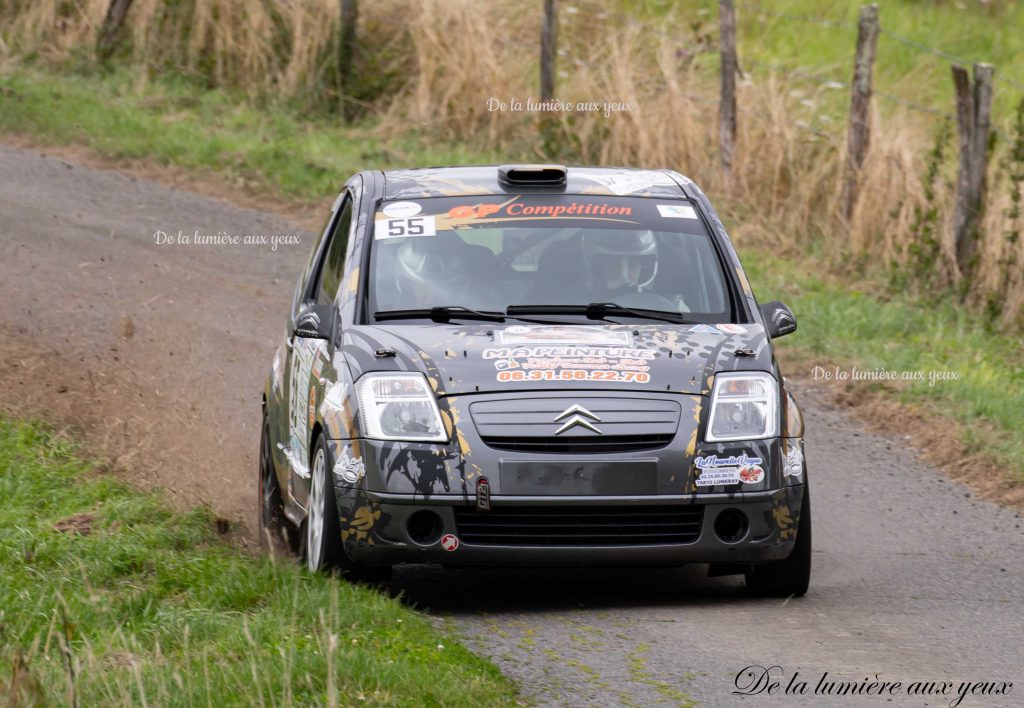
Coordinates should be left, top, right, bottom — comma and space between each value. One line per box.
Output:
304, 436, 392, 584
305, 437, 344, 573
745, 490, 812, 597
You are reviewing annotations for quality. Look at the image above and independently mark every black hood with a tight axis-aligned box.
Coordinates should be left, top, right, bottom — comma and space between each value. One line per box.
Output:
340, 322, 774, 396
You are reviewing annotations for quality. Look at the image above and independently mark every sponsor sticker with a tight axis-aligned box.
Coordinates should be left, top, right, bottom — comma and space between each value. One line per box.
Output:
271, 341, 285, 393
448, 200, 634, 219
657, 204, 698, 219
738, 464, 765, 484
695, 453, 763, 470
695, 468, 742, 486
689, 324, 722, 335
287, 338, 321, 464
322, 381, 349, 411
375, 215, 437, 239
716, 323, 747, 335
579, 172, 677, 196
382, 201, 422, 218
783, 445, 804, 478
695, 453, 763, 485
334, 449, 365, 484
484, 337, 657, 385
495, 368, 651, 384
440, 533, 460, 552
495, 325, 633, 346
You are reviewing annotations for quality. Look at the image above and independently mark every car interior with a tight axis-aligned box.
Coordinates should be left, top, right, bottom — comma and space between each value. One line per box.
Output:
371, 226, 729, 317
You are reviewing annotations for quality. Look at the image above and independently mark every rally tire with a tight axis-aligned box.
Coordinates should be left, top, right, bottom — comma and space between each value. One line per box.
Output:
305, 436, 345, 573
745, 490, 812, 598
258, 418, 288, 551
304, 436, 392, 584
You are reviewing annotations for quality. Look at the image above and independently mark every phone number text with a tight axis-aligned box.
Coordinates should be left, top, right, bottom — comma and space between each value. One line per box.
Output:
496, 369, 651, 383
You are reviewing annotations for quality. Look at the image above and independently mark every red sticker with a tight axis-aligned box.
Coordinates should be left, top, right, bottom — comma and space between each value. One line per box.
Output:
440, 533, 460, 552
739, 465, 765, 484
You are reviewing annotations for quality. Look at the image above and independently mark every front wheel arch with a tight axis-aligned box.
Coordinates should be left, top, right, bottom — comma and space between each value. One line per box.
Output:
745, 486, 811, 597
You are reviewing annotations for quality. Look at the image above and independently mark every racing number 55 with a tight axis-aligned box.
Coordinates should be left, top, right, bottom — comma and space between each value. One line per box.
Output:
386, 216, 435, 238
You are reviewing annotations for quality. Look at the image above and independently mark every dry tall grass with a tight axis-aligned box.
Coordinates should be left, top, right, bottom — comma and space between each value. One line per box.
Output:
1, 0, 1022, 325
383, 0, 1023, 324
0, 0, 404, 99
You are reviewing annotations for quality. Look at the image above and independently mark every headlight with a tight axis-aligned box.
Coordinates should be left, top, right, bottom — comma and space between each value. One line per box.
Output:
355, 372, 447, 443
705, 372, 779, 442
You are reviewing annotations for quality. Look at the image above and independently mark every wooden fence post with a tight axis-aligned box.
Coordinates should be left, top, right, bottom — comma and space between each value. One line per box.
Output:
96, 0, 135, 60
840, 4, 880, 221
951, 62, 994, 277
718, 0, 738, 180
540, 0, 558, 102
338, 0, 359, 120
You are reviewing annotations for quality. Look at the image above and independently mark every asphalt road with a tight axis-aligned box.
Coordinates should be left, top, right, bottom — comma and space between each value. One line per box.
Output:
1, 145, 1021, 706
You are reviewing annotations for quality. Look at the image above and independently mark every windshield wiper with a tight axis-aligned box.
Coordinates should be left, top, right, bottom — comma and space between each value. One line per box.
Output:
506, 303, 692, 325
375, 306, 505, 323
376, 303, 691, 325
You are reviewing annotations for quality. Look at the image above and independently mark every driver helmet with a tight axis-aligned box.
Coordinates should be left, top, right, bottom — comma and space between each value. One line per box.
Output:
580, 230, 659, 291
394, 234, 468, 301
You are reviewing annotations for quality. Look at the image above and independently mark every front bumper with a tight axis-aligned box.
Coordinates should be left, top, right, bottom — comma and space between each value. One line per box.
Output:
328, 386, 807, 567
338, 485, 805, 567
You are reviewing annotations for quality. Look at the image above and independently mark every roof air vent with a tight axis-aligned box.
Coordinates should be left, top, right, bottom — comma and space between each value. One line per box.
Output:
497, 164, 567, 186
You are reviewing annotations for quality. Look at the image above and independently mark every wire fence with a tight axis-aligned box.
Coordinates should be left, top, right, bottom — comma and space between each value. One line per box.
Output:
723, 1, 1019, 142
556, 1, 1019, 133
734, 1, 859, 31
735, 1, 1023, 90
881, 28, 1024, 93
741, 56, 963, 126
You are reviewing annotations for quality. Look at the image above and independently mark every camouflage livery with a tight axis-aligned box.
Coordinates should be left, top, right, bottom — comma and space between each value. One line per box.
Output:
262, 165, 810, 592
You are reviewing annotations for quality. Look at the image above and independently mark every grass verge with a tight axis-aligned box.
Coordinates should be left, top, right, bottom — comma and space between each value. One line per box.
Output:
744, 246, 1024, 492
0, 67, 504, 202
0, 417, 518, 706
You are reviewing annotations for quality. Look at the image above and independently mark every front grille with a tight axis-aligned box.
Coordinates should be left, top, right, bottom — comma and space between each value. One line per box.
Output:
453, 504, 704, 546
469, 395, 682, 454
482, 433, 672, 454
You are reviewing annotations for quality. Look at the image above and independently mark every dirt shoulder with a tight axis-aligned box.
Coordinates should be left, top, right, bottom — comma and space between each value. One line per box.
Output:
778, 348, 1024, 510
0, 143, 314, 540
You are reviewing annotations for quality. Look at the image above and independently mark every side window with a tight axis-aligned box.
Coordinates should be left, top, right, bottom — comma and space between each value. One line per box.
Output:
316, 196, 353, 305
291, 198, 339, 316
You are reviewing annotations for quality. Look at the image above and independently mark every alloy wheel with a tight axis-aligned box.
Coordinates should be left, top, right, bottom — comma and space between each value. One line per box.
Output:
306, 448, 327, 571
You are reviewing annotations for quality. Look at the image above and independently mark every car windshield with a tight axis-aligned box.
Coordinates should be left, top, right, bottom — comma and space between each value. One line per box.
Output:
369, 194, 732, 321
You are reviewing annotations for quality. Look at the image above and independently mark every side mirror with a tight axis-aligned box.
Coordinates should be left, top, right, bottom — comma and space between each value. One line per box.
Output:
293, 303, 336, 340
759, 300, 797, 339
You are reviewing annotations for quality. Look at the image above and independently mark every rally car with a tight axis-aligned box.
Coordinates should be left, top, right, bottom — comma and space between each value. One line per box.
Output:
259, 164, 810, 596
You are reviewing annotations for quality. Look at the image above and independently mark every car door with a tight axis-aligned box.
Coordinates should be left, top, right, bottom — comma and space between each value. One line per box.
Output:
274, 194, 336, 491
285, 190, 354, 510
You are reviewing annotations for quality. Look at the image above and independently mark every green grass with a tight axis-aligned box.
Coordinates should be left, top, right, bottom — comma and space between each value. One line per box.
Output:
0, 418, 519, 706
743, 246, 1024, 482
0, 68, 503, 202
737, 0, 1022, 108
